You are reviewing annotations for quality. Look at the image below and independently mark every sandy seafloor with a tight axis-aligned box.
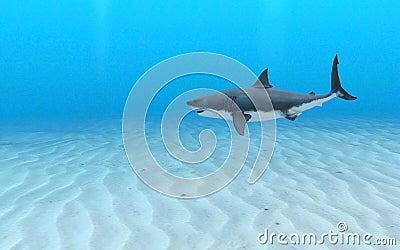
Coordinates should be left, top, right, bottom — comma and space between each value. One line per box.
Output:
0, 116, 399, 250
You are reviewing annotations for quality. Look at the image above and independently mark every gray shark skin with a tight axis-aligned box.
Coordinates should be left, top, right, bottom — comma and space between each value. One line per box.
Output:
187, 55, 357, 135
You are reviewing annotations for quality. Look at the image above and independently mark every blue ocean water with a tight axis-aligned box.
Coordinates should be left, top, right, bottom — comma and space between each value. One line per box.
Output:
1, 1, 399, 122
1, 2, 400, 249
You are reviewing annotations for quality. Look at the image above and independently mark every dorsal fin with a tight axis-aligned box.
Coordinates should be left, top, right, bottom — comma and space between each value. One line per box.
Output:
252, 68, 273, 88
309, 91, 315, 95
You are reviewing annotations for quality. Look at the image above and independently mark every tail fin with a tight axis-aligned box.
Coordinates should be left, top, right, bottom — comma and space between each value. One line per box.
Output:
331, 54, 357, 100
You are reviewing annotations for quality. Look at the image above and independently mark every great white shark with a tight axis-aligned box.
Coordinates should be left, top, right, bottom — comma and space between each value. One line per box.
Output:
187, 55, 357, 135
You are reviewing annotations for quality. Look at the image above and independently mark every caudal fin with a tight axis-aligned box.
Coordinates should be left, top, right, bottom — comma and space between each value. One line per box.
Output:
331, 54, 357, 100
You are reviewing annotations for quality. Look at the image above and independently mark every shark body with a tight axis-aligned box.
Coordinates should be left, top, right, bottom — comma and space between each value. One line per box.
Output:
187, 55, 357, 135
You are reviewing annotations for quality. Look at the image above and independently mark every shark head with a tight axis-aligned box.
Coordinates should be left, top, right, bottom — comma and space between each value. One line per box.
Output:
186, 98, 208, 113
186, 92, 228, 114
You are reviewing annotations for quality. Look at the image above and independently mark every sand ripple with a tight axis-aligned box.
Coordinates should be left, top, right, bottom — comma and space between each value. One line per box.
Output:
0, 117, 399, 249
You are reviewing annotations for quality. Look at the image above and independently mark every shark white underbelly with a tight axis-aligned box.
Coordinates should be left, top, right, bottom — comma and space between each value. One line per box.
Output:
197, 93, 337, 122
198, 109, 280, 121
287, 93, 337, 115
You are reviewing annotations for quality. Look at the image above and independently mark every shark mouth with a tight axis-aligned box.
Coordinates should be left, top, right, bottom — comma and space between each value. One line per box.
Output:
187, 104, 205, 114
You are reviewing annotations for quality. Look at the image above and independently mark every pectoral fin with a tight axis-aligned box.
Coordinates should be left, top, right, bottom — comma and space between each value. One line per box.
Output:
285, 114, 298, 121
232, 112, 251, 135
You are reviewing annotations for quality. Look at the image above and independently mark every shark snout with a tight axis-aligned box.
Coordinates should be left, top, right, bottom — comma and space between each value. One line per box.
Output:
186, 100, 196, 107
187, 98, 207, 114
186, 98, 203, 108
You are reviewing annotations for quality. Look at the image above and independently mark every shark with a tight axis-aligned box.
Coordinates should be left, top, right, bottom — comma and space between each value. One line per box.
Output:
186, 55, 357, 135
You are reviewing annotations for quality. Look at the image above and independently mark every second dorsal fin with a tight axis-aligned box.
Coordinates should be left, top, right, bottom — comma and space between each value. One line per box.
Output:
252, 68, 273, 88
